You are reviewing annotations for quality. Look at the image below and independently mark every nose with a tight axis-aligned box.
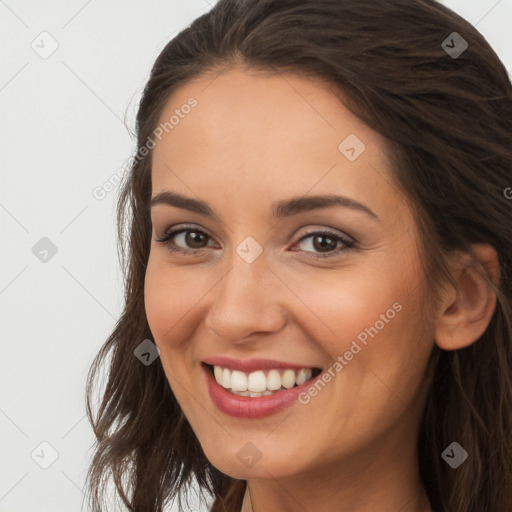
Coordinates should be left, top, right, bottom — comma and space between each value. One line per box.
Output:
204, 249, 287, 343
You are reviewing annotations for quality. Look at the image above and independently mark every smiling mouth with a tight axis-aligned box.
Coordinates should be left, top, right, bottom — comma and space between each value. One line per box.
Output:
204, 363, 322, 397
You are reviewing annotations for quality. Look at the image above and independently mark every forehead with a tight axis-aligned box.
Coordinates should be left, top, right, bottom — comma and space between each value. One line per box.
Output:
150, 66, 406, 222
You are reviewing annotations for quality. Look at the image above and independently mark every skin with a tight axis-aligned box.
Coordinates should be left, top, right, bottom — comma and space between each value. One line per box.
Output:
144, 66, 499, 512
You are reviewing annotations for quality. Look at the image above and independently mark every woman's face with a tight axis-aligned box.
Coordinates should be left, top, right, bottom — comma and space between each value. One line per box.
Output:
145, 67, 436, 480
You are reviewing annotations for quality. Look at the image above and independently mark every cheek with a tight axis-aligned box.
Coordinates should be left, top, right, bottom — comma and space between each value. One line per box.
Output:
143, 257, 203, 405
282, 254, 430, 393
278, 259, 409, 351
144, 254, 203, 343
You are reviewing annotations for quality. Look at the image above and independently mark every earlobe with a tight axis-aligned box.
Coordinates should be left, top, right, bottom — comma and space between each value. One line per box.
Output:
434, 243, 500, 351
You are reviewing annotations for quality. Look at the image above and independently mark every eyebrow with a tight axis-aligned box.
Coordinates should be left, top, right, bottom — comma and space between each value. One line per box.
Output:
150, 190, 379, 220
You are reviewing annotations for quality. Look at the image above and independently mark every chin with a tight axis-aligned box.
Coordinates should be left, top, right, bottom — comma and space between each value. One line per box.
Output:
203, 443, 305, 481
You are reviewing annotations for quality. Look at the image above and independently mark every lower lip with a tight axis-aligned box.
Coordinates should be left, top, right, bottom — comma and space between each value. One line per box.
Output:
202, 363, 321, 419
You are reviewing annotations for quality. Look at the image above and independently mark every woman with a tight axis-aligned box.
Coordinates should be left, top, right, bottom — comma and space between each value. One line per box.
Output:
85, 1, 512, 511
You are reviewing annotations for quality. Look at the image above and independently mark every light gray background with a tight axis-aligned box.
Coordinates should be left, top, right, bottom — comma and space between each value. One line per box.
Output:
1, 1, 511, 511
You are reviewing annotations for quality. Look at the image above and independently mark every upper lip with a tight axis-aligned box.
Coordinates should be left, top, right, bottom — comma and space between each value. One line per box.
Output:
202, 356, 320, 373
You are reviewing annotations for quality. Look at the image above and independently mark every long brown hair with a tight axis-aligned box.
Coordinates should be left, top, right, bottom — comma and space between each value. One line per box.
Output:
85, 1, 512, 511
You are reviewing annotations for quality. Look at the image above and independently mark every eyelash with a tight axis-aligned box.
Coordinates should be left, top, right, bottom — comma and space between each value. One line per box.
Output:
155, 224, 357, 259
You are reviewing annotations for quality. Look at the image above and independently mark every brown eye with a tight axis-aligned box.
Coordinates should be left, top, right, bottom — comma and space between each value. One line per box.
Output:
156, 225, 356, 259
156, 227, 214, 254
293, 230, 356, 259
311, 234, 338, 253
182, 230, 209, 249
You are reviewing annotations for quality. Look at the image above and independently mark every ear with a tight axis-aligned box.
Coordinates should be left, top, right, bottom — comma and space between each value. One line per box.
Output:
435, 243, 500, 351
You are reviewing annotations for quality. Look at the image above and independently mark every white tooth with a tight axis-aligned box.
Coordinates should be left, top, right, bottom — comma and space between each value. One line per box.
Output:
267, 369, 282, 391
231, 370, 248, 392
247, 371, 267, 392
231, 389, 249, 396
295, 368, 307, 386
221, 368, 231, 389
213, 365, 223, 385
214, 365, 313, 393
281, 369, 296, 389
